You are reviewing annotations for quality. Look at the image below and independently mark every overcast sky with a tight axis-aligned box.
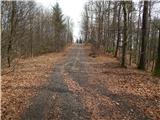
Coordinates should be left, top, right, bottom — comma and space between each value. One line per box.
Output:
35, 0, 160, 40
35, 0, 86, 40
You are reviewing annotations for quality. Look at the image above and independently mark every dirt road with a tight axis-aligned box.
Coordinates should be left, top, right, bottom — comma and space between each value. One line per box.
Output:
21, 45, 159, 120
21, 45, 91, 120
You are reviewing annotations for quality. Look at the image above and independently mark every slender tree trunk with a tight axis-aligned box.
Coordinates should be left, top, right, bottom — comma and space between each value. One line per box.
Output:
112, 2, 117, 54
121, 2, 127, 67
84, 5, 89, 43
114, 4, 121, 57
129, 4, 133, 66
136, 2, 142, 64
151, 31, 157, 71
97, 5, 101, 49
154, 29, 160, 75
129, 18, 132, 65
138, 1, 149, 70
30, 17, 33, 57
146, 1, 152, 69
7, 1, 16, 67
106, 1, 111, 50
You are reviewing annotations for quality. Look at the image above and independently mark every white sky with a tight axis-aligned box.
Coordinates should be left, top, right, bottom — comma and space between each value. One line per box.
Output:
35, 0, 86, 40
35, 0, 160, 41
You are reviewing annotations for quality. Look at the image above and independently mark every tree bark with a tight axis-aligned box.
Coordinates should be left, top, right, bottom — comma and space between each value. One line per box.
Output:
121, 2, 127, 67
129, 3, 133, 65
138, 1, 149, 70
114, 4, 121, 57
154, 29, 160, 75
7, 1, 16, 67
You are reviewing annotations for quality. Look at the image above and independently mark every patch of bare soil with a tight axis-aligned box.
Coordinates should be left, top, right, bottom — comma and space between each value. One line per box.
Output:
85, 54, 160, 120
1, 51, 66, 120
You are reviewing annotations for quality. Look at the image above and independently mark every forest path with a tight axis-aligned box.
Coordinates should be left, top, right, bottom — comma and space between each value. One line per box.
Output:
21, 45, 91, 120
21, 44, 158, 120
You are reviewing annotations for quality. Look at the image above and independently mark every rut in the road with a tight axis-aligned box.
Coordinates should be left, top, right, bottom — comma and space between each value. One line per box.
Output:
21, 45, 153, 120
21, 45, 91, 120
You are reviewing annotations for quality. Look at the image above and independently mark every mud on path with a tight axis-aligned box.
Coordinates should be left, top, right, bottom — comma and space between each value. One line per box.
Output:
21, 45, 159, 120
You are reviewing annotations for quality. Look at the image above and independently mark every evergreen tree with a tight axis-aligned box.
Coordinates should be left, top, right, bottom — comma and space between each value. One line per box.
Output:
52, 3, 65, 52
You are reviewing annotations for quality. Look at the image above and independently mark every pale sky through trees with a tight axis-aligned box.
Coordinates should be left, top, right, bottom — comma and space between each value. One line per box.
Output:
36, 0, 86, 41
35, 0, 160, 41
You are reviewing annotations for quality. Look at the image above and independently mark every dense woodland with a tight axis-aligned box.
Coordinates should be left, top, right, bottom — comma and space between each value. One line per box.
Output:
81, 0, 160, 75
1, 0, 160, 76
1, 1, 160, 119
1, 1, 73, 69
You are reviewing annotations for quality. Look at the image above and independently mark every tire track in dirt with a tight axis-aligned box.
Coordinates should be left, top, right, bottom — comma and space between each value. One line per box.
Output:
21, 45, 151, 120
63, 45, 151, 120
20, 45, 91, 120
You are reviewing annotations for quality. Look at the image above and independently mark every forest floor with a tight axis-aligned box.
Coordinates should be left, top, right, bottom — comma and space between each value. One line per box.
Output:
1, 48, 68, 120
1, 44, 160, 120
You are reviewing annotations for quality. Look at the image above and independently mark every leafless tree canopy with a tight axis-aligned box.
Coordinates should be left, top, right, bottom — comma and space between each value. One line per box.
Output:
81, 0, 160, 75
1, 1, 73, 68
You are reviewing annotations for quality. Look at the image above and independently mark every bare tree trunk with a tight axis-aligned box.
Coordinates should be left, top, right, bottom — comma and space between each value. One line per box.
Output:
129, 4, 133, 66
121, 2, 127, 67
29, 16, 33, 57
7, 1, 16, 67
136, 2, 142, 64
138, 1, 149, 70
106, 1, 111, 50
146, 1, 152, 69
84, 5, 89, 43
112, 1, 117, 54
154, 29, 160, 75
97, 5, 101, 49
114, 4, 121, 57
